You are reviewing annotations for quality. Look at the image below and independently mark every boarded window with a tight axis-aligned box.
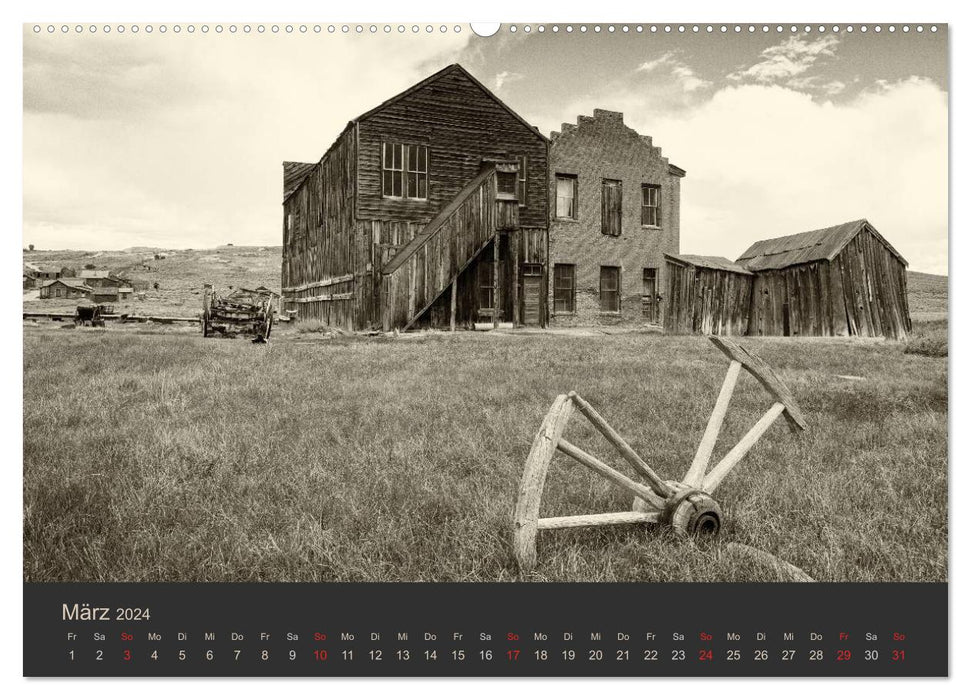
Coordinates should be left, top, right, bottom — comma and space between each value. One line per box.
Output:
517, 155, 528, 205
553, 264, 576, 314
602, 179, 622, 236
556, 175, 577, 219
641, 184, 661, 227
383, 143, 428, 199
600, 266, 621, 312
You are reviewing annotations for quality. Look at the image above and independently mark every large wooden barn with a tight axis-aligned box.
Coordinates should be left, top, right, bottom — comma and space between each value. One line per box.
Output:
665, 219, 911, 339
282, 64, 549, 331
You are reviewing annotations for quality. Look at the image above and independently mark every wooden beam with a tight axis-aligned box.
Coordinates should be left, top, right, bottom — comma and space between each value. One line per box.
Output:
282, 273, 355, 294
512, 395, 574, 571
707, 336, 808, 431
683, 360, 742, 487
450, 278, 457, 332
294, 292, 354, 303
556, 439, 666, 509
492, 232, 500, 329
568, 392, 673, 499
702, 402, 785, 493
537, 511, 660, 530
512, 229, 520, 327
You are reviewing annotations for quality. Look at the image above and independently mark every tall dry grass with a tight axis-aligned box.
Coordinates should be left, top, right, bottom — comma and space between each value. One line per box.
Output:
23, 322, 947, 583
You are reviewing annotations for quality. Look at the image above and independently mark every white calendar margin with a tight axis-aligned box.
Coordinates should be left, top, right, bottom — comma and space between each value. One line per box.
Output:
1, 0, 962, 697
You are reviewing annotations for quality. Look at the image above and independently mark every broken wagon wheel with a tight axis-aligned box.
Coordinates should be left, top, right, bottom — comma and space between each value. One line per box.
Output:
511, 335, 808, 572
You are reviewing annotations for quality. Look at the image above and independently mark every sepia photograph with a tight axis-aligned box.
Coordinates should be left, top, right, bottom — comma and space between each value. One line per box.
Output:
22, 23, 947, 584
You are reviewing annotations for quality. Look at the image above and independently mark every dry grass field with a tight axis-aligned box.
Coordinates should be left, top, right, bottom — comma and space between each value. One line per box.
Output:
23, 319, 947, 583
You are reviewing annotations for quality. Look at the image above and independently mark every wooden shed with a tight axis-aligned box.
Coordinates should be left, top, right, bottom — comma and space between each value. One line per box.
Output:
663, 253, 753, 335
738, 219, 911, 339
282, 64, 549, 331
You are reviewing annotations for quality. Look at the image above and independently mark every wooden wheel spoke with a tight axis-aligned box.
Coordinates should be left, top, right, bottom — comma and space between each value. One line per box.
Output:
555, 438, 665, 510
683, 360, 741, 487
702, 402, 786, 493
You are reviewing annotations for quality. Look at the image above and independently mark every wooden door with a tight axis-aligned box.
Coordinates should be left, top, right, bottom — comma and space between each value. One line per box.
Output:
642, 268, 658, 323
522, 264, 542, 326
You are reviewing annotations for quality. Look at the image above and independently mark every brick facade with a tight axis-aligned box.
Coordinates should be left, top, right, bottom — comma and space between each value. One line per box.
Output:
548, 109, 683, 326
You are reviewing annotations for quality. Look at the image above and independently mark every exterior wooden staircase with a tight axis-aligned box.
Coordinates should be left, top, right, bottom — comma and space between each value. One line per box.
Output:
380, 164, 520, 331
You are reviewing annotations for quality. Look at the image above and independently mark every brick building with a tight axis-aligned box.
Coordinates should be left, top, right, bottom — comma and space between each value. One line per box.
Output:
548, 109, 684, 326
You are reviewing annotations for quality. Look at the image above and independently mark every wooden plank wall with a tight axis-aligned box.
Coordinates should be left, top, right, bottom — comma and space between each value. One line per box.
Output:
281, 128, 360, 329
663, 260, 752, 335
356, 68, 549, 230
747, 228, 911, 339
380, 172, 500, 330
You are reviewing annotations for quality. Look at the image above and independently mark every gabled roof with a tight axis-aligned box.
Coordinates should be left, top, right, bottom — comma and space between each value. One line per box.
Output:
736, 219, 908, 271
283, 64, 546, 205
283, 161, 317, 200
40, 278, 92, 292
665, 253, 752, 275
356, 64, 548, 144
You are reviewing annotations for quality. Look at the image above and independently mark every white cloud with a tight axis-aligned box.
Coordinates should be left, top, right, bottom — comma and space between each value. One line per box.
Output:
23, 31, 469, 250
641, 77, 948, 274
638, 51, 712, 93
494, 70, 523, 92
729, 34, 840, 87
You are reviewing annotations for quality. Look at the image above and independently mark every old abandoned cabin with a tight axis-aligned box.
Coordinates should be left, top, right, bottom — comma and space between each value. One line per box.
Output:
38, 278, 93, 300
282, 64, 548, 331
665, 219, 911, 339
549, 110, 683, 326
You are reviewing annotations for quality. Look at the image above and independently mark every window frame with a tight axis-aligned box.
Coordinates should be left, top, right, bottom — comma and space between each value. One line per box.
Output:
382, 142, 428, 201
601, 179, 623, 237
553, 263, 576, 315
517, 155, 528, 207
641, 184, 661, 228
599, 265, 621, 313
555, 174, 578, 221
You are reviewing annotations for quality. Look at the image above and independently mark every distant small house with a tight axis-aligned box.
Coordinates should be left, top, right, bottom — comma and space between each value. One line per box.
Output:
38, 278, 93, 300
23, 273, 35, 290
26, 264, 61, 282
79, 269, 130, 289
91, 286, 134, 303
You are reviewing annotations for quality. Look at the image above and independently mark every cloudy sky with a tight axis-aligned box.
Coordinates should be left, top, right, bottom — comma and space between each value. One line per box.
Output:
23, 24, 948, 273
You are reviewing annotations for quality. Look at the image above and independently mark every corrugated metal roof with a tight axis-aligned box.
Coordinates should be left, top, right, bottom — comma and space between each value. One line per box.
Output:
283, 161, 316, 201
665, 252, 752, 275
736, 219, 906, 271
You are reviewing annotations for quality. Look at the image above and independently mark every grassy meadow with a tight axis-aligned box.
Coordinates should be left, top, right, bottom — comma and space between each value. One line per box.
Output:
23, 322, 947, 583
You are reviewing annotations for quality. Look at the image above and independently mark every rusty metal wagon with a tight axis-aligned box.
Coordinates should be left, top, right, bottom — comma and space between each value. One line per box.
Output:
202, 285, 276, 342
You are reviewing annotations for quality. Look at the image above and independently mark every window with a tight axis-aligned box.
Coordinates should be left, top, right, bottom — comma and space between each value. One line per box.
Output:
641, 184, 661, 227
497, 171, 518, 198
556, 175, 578, 219
517, 155, 528, 205
600, 266, 621, 312
382, 143, 428, 199
602, 179, 622, 236
553, 264, 576, 314
478, 260, 495, 310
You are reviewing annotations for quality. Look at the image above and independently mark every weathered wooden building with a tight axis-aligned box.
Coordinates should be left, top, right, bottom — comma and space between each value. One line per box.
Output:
663, 253, 753, 335
664, 219, 912, 339
738, 219, 911, 339
38, 278, 93, 300
548, 110, 684, 326
282, 64, 549, 331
